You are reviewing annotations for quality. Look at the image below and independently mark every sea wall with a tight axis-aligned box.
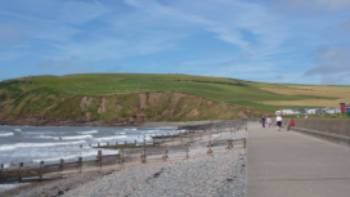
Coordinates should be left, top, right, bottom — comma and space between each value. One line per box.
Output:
293, 119, 350, 146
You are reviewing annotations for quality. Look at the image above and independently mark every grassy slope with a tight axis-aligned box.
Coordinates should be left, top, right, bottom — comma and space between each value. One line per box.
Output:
0, 73, 347, 124
256, 83, 350, 107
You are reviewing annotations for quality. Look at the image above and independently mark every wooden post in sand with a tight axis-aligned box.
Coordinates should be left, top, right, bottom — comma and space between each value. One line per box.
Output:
39, 161, 44, 180
18, 162, 24, 182
78, 157, 83, 173
0, 163, 3, 173
119, 148, 125, 164
207, 141, 213, 156
141, 135, 146, 163
226, 139, 234, 150
0, 163, 3, 180
59, 159, 65, 171
162, 149, 168, 162
243, 138, 247, 149
185, 144, 190, 159
140, 151, 146, 163
97, 150, 103, 168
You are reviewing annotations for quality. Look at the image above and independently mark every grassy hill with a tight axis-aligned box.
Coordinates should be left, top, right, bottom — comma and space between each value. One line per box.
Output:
0, 73, 348, 125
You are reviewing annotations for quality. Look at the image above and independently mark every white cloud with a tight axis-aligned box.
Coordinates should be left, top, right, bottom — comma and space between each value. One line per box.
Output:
305, 47, 350, 84
277, 0, 350, 10
119, 0, 288, 72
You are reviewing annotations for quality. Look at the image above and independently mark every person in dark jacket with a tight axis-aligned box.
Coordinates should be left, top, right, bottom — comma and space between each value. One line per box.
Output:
261, 116, 266, 128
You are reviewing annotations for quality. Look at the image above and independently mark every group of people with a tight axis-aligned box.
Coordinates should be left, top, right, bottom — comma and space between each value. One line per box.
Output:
260, 115, 295, 131
260, 116, 273, 128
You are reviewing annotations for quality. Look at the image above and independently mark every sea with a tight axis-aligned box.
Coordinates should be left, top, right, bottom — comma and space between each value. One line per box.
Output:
0, 125, 184, 168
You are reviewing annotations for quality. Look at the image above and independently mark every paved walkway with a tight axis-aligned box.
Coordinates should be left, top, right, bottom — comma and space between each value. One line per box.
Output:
247, 122, 350, 197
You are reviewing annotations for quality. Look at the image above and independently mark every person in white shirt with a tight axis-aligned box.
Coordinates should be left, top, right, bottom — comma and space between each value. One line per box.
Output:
276, 115, 283, 131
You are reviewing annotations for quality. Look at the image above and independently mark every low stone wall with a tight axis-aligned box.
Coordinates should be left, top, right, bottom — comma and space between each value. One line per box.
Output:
293, 119, 350, 146
295, 119, 350, 137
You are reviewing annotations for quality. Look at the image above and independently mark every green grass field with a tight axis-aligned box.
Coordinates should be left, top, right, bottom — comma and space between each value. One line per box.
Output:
0, 73, 348, 124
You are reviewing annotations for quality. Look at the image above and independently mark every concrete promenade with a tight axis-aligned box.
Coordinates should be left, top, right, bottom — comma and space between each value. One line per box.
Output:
247, 122, 350, 197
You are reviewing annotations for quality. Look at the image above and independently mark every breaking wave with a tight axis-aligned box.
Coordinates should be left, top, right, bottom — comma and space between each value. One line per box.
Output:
0, 132, 14, 137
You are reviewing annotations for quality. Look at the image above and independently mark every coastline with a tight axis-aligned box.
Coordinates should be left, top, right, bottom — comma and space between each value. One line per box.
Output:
0, 119, 230, 129
1, 121, 247, 197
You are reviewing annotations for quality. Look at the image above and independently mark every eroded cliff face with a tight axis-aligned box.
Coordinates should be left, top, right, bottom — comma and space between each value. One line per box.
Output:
0, 91, 249, 126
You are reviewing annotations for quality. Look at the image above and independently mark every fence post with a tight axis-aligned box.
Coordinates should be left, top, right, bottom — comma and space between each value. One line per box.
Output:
140, 151, 146, 163
59, 159, 64, 171
162, 149, 168, 162
18, 162, 23, 182
97, 150, 103, 168
185, 144, 190, 159
119, 148, 125, 164
78, 157, 83, 173
141, 135, 146, 163
39, 161, 44, 180
0, 163, 3, 180
243, 138, 247, 149
207, 141, 213, 156
97, 142, 100, 148
226, 139, 234, 150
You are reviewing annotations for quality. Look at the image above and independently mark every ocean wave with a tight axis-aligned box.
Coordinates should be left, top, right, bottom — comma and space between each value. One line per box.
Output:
0, 140, 86, 152
123, 128, 138, 131
61, 135, 93, 140
14, 128, 22, 132
35, 134, 61, 140
155, 126, 178, 130
77, 130, 98, 135
0, 132, 14, 137
95, 134, 152, 143
95, 135, 128, 142
32, 149, 119, 163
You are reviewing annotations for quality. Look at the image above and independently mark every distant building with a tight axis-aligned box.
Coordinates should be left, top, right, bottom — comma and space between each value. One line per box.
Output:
306, 109, 317, 115
322, 108, 340, 114
276, 107, 341, 116
281, 109, 301, 116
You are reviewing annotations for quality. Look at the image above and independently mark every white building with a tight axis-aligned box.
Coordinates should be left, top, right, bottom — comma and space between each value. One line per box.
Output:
322, 108, 341, 114
306, 109, 317, 115
281, 109, 301, 116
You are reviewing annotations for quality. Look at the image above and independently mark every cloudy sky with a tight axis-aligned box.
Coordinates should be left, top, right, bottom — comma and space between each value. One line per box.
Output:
1, 0, 350, 84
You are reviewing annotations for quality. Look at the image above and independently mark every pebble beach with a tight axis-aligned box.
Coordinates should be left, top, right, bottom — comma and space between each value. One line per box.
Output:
4, 147, 246, 197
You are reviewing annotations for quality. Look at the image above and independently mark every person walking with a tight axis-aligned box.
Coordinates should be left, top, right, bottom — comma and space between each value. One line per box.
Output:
276, 115, 283, 131
287, 118, 296, 131
261, 116, 266, 128
266, 117, 272, 128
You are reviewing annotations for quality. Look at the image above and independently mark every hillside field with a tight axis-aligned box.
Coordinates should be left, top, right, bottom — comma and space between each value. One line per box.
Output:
0, 73, 349, 125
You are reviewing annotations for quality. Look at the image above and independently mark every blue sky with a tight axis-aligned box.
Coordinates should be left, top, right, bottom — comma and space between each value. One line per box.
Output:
1, 0, 350, 84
